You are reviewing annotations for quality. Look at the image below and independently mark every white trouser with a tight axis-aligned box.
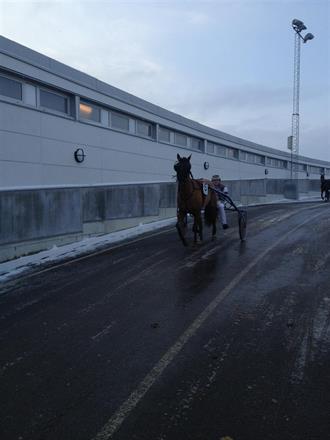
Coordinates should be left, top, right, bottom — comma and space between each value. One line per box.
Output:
217, 200, 227, 225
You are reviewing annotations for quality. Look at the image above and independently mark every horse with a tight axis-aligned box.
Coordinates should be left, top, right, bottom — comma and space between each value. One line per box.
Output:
321, 174, 330, 201
174, 154, 218, 246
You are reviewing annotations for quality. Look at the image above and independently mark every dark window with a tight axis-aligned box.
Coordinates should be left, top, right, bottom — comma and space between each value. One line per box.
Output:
136, 120, 153, 137
40, 89, 68, 113
228, 148, 239, 159
310, 166, 322, 174
216, 145, 227, 157
255, 154, 265, 165
241, 151, 248, 161
159, 127, 171, 142
111, 111, 129, 131
0, 75, 22, 100
206, 142, 215, 154
191, 138, 203, 151
175, 132, 187, 147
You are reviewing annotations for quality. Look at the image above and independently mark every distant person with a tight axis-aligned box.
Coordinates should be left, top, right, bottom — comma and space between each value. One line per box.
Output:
321, 174, 330, 201
211, 175, 229, 229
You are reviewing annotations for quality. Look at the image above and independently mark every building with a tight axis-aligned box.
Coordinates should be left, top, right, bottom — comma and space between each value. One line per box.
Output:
1, 36, 329, 188
0, 36, 328, 261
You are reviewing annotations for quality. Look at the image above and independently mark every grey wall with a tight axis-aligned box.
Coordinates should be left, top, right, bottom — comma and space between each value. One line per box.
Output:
0, 189, 82, 245
0, 178, 321, 262
225, 178, 320, 201
82, 184, 161, 222
0, 182, 176, 247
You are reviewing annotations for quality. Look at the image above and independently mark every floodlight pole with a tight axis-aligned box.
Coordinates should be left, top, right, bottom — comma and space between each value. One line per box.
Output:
291, 30, 301, 180
290, 19, 314, 181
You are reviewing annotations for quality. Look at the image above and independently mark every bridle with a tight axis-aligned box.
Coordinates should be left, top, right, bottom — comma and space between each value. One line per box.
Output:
174, 159, 197, 202
174, 159, 192, 183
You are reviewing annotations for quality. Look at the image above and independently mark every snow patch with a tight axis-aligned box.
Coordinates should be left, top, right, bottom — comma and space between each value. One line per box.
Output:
0, 217, 176, 284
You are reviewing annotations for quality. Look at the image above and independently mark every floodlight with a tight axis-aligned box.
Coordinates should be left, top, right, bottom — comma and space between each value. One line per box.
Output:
303, 33, 314, 43
292, 19, 304, 27
292, 19, 307, 33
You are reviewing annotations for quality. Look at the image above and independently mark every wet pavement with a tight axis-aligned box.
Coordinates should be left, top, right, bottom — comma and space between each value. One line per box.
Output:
0, 202, 329, 440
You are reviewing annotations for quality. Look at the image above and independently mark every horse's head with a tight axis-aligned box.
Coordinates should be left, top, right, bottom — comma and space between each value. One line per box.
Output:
174, 154, 192, 182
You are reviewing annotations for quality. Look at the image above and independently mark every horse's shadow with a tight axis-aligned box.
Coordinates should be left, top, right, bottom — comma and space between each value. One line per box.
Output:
175, 244, 224, 305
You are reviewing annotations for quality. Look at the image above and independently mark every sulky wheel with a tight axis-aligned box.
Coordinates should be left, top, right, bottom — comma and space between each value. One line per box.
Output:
238, 210, 247, 241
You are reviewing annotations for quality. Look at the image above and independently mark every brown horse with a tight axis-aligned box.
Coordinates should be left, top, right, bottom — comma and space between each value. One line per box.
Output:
174, 154, 218, 246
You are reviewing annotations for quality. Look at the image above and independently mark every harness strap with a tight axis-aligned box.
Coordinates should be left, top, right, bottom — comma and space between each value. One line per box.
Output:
178, 179, 201, 203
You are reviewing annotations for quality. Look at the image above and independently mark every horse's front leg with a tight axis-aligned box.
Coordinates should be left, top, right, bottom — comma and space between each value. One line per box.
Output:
193, 212, 203, 243
176, 209, 188, 246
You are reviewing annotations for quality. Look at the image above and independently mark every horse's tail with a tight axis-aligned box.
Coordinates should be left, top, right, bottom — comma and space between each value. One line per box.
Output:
204, 198, 218, 226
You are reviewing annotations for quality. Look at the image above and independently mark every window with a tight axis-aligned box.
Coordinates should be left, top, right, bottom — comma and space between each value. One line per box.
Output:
101, 109, 109, 125
247, 153, 256, 163
79, 100, 100, 122
254, 154, 265, 165
23, 84, 37, 106
136, 120, 154, 138
240, 151, 247, 161
40, 89, 68, 114
159, 127, 171, 143
267, 157, 287, 168
0, 75, 22, 100
191, 137, 203, 151
206, 142, 215, 154
310, 166, 323, 174
241, 152, 265, 164
175, 132, 187, 147
111, 111, 129, 131
207, 142, 237, 158
266, 157, 273, 166
227, 148, 239, 160
295, 163, 307, 172
216, 145, 227, 157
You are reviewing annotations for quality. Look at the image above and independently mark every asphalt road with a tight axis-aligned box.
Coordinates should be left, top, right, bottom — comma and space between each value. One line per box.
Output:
1, 202, 330, 440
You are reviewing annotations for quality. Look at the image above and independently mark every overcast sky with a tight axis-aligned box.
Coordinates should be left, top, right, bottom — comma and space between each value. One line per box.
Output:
1, 0, 330, 161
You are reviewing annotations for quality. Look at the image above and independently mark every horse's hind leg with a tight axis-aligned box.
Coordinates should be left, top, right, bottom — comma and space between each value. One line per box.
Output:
198, 213, 203, 242
212, 220, 217, 239
192, 222, 197, 243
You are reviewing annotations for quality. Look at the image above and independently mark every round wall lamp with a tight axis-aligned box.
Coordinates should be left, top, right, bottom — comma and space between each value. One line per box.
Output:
204, 161, 209, 170
74, 148, 86, 163
264, 168, 269, 175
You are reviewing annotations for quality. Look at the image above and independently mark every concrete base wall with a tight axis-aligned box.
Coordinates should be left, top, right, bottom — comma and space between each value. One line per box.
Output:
0, 179, 321, 262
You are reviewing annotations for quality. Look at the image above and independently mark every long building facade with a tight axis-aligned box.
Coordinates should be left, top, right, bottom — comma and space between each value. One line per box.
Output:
0, 36, 329, 262
1, 36, 330, 190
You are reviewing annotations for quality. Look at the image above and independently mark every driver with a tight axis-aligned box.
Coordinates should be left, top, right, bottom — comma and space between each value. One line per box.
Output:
211, 174, 229, 229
